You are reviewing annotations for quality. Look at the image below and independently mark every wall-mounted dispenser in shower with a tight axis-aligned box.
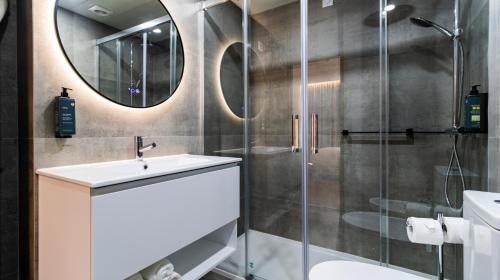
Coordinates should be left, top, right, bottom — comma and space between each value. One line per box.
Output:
55, 87, 76, 138
464, 85, 488, 133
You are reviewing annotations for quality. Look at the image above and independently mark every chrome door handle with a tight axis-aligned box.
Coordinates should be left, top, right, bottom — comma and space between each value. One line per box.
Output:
311, 113, 318, 154
292, 114, 300, 152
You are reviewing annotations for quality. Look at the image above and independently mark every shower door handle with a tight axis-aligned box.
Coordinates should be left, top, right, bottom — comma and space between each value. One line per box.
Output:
292, 114, 300, 152
311, 113, 319, 154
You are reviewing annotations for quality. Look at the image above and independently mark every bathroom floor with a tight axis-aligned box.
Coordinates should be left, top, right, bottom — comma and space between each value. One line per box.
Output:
201, 272, 232, 280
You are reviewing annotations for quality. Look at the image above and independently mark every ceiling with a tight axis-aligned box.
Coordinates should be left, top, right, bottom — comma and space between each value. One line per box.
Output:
57, 0, 168, 30
230, 0, 298, 14
58, 0, 300, 31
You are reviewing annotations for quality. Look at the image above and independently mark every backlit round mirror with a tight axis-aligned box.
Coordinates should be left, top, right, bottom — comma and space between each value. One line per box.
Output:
55, 0, 185, 108
220, 43, 244, 118
220, 42, 265, 119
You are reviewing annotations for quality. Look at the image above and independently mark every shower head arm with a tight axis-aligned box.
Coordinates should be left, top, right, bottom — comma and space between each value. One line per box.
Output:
429, 22, 455, 39
410, 17, 456, 39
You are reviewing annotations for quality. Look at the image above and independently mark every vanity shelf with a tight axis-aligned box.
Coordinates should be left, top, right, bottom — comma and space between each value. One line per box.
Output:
167, 223, 237, 280
37, 155, 241, 280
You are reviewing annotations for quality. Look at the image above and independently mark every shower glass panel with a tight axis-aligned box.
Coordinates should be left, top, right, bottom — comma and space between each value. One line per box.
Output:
202, 1, 247, 277
383, 0, 489, 279
98, 39, 119, 101
306, 0, 387, 273
97, 21, 181, 107
211, 0, 491, 279
244, 1, 304, 280
117, 34, 145, 107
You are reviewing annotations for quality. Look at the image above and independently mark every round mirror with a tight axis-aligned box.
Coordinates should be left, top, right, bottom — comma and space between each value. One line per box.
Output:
220, 43, 265, 119
220, 43, 244, 118
55, 0, 185, 108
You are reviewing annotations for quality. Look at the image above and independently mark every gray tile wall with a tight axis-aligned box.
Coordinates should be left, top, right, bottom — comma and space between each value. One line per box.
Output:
0, 0, 19, 279
488, 0, 500, 192
56, 7, 117, 89
32, 0, 203, 168
31, 1, 204, 274
202, 1, 245, 238
203, 2, 244, 156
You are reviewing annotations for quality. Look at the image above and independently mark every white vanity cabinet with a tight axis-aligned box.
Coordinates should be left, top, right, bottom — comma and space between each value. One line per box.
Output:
37, 155, 241, 280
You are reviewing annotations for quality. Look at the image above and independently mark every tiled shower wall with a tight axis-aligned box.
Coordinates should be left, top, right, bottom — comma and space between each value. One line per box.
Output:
202, 1, 245, 238
0, 0, 19, 279
489, 0, 500, 193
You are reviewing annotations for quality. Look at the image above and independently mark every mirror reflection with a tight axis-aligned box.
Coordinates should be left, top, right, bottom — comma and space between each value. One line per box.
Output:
56, 0, 184, 108
220, 43, 244, 118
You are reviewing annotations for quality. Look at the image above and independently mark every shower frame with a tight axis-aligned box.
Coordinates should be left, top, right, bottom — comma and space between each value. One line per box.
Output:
239, 0, 391, 279
95, 15, 176, 107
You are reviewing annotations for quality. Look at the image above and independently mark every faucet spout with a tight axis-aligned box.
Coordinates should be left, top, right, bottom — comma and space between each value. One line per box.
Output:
139, 143, 156, 153
135, 136, 157, 161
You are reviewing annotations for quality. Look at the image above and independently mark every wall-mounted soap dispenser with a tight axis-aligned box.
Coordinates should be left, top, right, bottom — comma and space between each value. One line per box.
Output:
55, 87, 76, 138
464, 85, 488, 133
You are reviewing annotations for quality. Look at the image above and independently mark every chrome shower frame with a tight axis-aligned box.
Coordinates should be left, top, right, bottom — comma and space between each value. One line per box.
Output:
452, 0, 463, 130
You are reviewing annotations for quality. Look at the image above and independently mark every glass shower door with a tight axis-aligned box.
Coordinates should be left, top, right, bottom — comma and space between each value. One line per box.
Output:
245, 1, 305, 280
96, 19, 181, 107
306, 0, 388, 275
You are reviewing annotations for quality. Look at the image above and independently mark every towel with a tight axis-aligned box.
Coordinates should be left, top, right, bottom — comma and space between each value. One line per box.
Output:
140, 258, 175, 280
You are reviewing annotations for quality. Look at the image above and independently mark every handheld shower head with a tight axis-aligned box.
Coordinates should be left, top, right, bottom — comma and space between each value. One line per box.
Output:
410, 17, 454, 39
410, 17, 434, 27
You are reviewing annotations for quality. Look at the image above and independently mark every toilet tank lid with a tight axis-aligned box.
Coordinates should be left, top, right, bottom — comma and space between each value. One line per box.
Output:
464, 191, 500, 230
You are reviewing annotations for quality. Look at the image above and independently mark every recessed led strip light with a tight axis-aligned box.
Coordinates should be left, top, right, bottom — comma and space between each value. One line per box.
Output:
308, 80, 341, 87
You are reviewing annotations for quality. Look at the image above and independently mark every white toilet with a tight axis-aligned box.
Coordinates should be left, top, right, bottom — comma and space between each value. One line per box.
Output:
463, 190, 500, 280
309, 261, 428, 280
310, 191, 500, 280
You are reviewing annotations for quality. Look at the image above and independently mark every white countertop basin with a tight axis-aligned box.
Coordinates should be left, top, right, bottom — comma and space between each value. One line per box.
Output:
36, 154, 241, 188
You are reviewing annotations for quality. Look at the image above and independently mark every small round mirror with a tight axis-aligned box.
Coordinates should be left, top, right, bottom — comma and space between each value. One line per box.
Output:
55, 0, 185, 108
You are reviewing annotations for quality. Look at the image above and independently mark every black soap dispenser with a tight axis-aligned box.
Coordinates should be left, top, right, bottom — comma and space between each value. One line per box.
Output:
464, 85, 488, 133
55, 87, 76, 138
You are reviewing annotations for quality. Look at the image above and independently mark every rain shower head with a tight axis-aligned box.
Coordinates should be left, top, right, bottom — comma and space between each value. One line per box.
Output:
410, 17, 454, 38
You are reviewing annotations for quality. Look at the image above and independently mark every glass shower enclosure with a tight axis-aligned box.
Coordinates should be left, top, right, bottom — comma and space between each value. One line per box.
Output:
95, 16, 182, 107
203, 0, 489, 279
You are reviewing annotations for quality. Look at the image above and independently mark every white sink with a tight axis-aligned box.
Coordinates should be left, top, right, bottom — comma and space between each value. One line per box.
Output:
36, 154, 241, 188
38, 154, 241, 280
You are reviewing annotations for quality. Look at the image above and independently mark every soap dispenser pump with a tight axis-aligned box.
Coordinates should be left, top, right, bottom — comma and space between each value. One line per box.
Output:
55, 87, 76, 138
464, 85, 488, 133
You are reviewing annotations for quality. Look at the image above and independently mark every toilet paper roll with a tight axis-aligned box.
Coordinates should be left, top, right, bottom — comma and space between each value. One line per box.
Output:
406, 217, 444, 245
443, 217, 465, 244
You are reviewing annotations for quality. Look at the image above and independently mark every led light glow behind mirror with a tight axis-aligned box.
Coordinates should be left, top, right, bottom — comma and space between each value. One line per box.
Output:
55, 0, 185, 108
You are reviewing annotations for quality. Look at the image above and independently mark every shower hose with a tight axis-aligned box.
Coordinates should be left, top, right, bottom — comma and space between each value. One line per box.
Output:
444, 40, 466, 213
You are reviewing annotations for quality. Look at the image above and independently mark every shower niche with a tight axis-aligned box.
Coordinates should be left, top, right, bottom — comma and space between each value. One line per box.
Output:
55, 0, 185, 108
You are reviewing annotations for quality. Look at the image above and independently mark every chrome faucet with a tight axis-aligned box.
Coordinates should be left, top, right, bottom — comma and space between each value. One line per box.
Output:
135, 136, 156, 161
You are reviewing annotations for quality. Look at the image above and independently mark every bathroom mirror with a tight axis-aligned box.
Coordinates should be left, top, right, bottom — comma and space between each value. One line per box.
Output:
55, 0, 185, 108
220, 43, 244, 118
220, 42, 265, 119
